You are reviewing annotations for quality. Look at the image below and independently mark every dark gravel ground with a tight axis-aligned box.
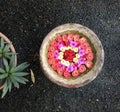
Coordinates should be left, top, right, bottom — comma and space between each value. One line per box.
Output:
0, 0, 120, 112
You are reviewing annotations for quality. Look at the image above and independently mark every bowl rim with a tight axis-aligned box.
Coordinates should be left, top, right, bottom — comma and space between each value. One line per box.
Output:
39, 23, 104, 88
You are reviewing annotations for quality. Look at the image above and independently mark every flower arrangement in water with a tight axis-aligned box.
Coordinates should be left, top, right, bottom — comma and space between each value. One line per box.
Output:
47, 33, 95, 78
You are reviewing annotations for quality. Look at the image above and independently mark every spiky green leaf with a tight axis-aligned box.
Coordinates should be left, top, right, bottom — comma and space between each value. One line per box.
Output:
9, 75, 19, 88
9, 54, 15, 68
13, 72, 29, 76
10, 67, 14, 73
14, 76, 28, 84
14, 62, 29, 72
0, 73, 8, 79
7, 78, 12, 92
4, 54, 11, 59
14, 81, 20, 88
5, 52, 15, 56
1, 80, 9, 98
3, 43, 11, 52
0, 68, 5, 73
0, 48, 2, 53
3, 58, 9, 72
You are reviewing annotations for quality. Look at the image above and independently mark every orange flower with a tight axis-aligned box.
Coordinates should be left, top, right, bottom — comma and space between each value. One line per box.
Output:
85, 60, 93, 68
73, 34, 80, 42
47, 51, 54, 58
56, 36, 62, 42
52, 64, 57, 70
78, 65, 86, 73
86, 53, 94, 61
72, 70, 79, 77
48, 59, 52, 65
81, 42, 89, 50
57, 68, 63, 76
50, 40, 56, 46
50, 59, 56, 65
79, 37, 87, 44
48, 46, 55, 52
63, 71, 71, 78
85, 47, 92, 54
68, 33, 74, 40
62, 34, 68, 41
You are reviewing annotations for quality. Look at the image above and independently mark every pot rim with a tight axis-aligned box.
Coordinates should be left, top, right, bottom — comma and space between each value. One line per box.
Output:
0, 32, 17, 89
40, 23, 104, 88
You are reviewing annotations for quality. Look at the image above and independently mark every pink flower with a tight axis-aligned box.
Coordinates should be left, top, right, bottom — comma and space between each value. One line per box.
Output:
57, 42, 64, 48
76, 62, 81, 67
78, 46, 82, 50
79, 49, 85, 56
59, 62, 66, 69
78, 58, 86, 64
66, 66, 74, 72
54, 50, 59, 59
66, 64, 77, 72
69, 40, 78, 48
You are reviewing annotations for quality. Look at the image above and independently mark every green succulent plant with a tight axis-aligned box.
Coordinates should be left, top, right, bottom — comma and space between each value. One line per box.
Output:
0, 38, 29, 98
0, 38, 14, 60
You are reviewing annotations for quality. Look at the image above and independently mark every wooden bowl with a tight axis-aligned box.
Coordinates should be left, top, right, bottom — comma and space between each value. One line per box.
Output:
39, 23, 104, 88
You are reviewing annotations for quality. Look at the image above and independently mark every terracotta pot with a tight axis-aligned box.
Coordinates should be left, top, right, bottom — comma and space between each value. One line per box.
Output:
39, 23, 104, 88
0, 32, 17, 89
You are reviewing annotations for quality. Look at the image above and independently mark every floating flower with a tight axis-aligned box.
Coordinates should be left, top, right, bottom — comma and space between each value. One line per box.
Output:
86, 53, 94, 60
57, 68, 63, 76
59, 63, 66, 69
48, 59, 52, 65
63, 71, 71, 78
79, 49, 85, 56
85, 47, 92, 54
60, 47, 66, 52
62, 34, 68, 41
78, 65, 86, 73
47, 33, 95, 78
61, 59, 66, 65
52, 64, 57, 70
66, 65, 74, 72
67, 33, 74, 40
47, 51, 54, 58
69, 40, 78, 48
76, 54, 80, 58
81, 42, 89, 50
56, 36, 62, 42
78, 46, 82, 50
54, 50, 59, 59
58, 42, 64, 48
58, 55, 63, 60
71, 64, 77, 70
63, 49, 76, 62
73, 47, 78, 52
78, 58, 86, 65
50, 40, 56, 46
72, 70, 79, 77
79, 37, 87, 43
50, 59, 56, 65
73, 57, 79, 63
85, 60, 93, 68
48, 46, 55, 52
64, 41, 69, 46
65, 61, 70, 67
73, 34, 80, 42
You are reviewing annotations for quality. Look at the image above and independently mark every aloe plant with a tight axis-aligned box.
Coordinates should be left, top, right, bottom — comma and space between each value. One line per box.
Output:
0, 38, 14, 60
0, 38, 29, 98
